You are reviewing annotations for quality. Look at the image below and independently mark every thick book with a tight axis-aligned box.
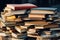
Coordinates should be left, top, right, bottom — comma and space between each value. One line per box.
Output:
6, 3, 37, 10
30, 7, 57, 14
4, 7, 27, 15
11, 10, 26, 15
25, 20, 51, 25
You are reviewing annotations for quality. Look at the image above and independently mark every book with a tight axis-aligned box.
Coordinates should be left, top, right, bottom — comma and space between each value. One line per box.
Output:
0, 18, 5, 27
15, 26, 22, 33
4, 7, 27, 15
1, 12, 16, 22
5, 15, 16, 21
23, 17, 43, 21
35, 25, 44, 29
44, 24, 59, 28
35, 24, 58, 29
6, 3, 37, 10
30, 7, 57, 14
31, 7, 57, 10
11, 32, 20, 38
25, 20, 51, 25
15, 25, 26, 33
0, 33, 7, 36
11, 10, 26, 15
15, 16, 22, 22
35, 27, 44, 29
5, 21, 16, 26
20, 25, 30, 29
29, 14, 45, 18
50, 28, 60, 31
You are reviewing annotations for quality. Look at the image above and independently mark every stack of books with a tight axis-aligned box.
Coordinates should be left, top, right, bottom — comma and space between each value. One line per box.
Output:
1, 3, 37, 26
0, 3, 37, 40
24, 7, 59, 29
24, 7, 60, 40
0, 4, 60, 40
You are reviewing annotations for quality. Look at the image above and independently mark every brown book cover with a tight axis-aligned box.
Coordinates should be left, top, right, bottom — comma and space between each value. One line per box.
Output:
44, 24, 59, 28
25, 20, 51, 25
7, 3, 37, 10
23, 17, 43, 21
29, 17, 43, 20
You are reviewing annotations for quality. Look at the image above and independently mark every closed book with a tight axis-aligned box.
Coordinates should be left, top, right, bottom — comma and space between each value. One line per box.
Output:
6, 3, 37, 10
31, 7, 57, 10
5, 21, 16, 26
0, 33, 7, 36
44, 24, 59, 28
23, 17, 43, 21
30, 7, 57, 14
3, 7, 27, 16
0, 19, 5, 27
25, 20, 51, 25
4, 8, 26, 15
35, 27, 44, 29
31, 10, 55, 14
11, 31, 26, 39
50, 28, 60, 30
35, 25, 44, 29
6, 15, 16, 21
1, 12, 13, 22
11, 32, 20, 38
29, 14, 45, 18
11, 10, 26, 15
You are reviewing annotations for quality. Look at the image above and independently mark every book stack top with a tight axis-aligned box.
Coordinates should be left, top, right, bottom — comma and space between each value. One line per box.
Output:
1, 3, 37, 23
6, 3, 37, 10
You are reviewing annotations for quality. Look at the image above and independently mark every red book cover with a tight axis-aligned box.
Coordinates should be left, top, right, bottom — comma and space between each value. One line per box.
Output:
7, 3, 37, 10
